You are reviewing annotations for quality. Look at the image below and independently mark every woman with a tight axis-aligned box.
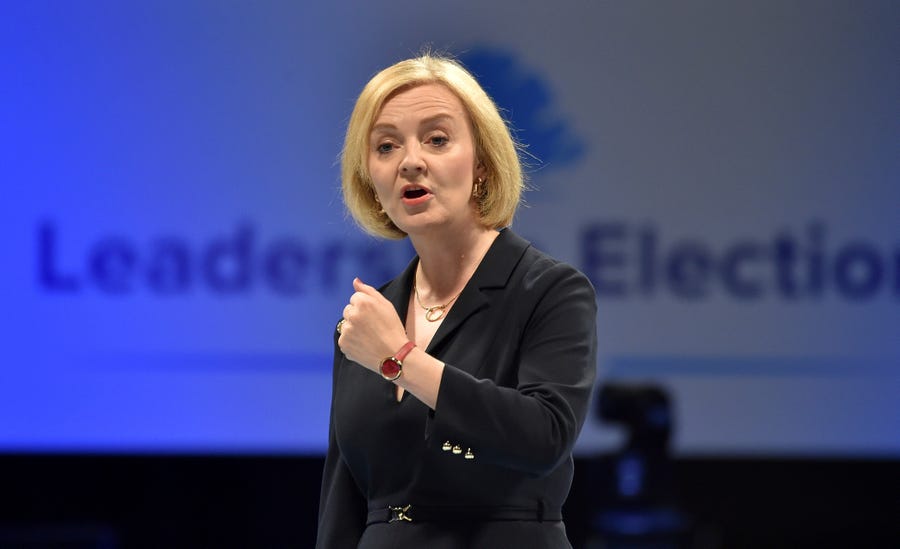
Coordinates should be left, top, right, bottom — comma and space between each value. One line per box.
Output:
317, 54, 597, 548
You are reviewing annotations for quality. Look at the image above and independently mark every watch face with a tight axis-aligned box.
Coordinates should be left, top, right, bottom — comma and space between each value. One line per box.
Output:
380, 358, 402, 380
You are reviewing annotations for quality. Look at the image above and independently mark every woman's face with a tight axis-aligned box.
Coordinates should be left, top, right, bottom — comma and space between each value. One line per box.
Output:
367, 83, 484, 237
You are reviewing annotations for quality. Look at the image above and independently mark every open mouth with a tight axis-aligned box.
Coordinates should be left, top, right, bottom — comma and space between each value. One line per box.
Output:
403, 188, 428, 199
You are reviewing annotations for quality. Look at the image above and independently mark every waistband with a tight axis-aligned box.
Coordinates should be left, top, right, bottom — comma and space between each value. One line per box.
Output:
366, 503, 563, 525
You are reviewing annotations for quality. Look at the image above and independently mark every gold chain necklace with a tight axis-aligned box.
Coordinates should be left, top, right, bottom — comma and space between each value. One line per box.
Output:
413, 281, 462, 322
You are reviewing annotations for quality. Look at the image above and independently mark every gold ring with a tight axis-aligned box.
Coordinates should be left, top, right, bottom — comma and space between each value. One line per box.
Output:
336, 319, 345, 334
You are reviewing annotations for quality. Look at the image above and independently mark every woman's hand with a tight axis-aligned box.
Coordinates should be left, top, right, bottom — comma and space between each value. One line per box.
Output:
337, 278, 409, 372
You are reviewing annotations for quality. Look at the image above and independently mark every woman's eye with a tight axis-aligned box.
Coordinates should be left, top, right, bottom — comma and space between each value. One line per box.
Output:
376, 142, 394, 154
428, 136, 449, 147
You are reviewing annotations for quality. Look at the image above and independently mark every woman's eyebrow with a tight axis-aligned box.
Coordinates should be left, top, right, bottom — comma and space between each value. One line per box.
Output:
370, 123, 398, 135
370, 114, 457, 135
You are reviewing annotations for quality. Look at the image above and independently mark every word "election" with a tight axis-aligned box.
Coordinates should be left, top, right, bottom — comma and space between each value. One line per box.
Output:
581, 222, 898, 301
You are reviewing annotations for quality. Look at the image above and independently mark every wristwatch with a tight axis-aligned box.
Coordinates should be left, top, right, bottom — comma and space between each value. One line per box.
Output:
380, 341, 416, 381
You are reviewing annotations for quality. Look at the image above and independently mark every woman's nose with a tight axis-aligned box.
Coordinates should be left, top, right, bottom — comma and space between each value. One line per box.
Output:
400, 146, 425, 175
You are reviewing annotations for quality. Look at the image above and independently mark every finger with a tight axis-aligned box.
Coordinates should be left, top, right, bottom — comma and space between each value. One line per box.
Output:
353, 277, 378, 296
343, 304, 354, 320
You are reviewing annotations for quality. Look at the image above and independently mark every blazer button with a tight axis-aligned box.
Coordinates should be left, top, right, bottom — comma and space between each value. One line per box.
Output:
452, 445, 462, 455
464, 448, 475, 460
442, 441, 452, 451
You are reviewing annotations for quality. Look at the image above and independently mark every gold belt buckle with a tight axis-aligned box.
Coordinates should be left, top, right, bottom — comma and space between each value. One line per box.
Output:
389, 504, 413, 523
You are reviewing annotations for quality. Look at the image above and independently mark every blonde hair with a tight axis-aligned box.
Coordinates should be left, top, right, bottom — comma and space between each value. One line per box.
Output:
341, 54, 524, 239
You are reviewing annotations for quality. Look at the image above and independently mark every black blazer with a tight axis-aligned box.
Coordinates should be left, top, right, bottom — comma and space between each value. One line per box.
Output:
317, 229, 598, 549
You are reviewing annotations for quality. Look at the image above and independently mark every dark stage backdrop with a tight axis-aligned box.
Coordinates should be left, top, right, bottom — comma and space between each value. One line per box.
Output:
2, 455, 897, 548
1, 1, 898, 458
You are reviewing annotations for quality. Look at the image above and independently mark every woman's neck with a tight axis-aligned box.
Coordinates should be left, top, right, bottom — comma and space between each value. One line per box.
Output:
409, 225, 499, 299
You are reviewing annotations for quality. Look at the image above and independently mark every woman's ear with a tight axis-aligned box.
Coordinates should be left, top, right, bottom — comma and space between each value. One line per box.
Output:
475, 161, 487, 180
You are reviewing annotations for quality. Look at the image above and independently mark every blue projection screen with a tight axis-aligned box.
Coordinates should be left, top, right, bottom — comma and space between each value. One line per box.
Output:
2, 1, 898, 456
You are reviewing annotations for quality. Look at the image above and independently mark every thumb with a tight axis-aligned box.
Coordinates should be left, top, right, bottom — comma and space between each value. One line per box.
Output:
353, 277, 376, 294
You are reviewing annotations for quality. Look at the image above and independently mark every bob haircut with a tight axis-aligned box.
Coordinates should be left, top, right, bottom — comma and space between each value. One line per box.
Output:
341, 54, 524, 239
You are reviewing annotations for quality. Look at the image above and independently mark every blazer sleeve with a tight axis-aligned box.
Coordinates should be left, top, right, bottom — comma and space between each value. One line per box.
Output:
316, 337, 367, 548
425, 261, 598, 476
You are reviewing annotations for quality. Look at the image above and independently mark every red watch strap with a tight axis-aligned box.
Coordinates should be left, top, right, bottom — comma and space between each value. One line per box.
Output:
394, 341, 416, 363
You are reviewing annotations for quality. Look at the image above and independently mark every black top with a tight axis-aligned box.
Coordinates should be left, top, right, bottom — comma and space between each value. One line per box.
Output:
316, 229, 598, 548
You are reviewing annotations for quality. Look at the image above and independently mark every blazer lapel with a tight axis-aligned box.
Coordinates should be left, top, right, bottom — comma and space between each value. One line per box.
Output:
377, 230, 532, 367
379, 257, 417, 322
425, 229, 531, 355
